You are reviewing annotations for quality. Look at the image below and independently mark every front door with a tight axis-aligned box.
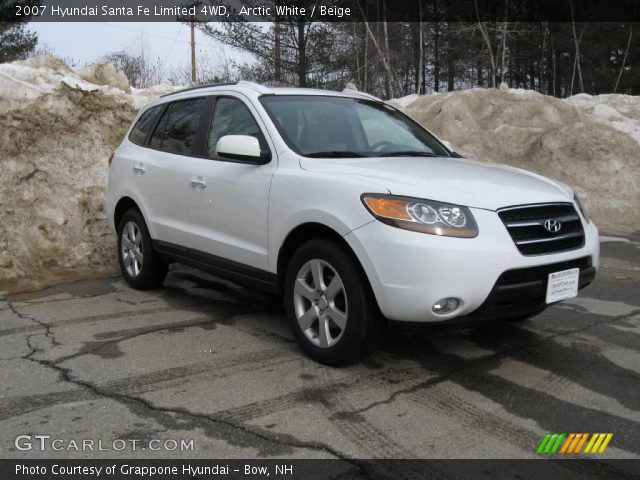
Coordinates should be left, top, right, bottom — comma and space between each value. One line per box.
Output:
187, 95, 276, 271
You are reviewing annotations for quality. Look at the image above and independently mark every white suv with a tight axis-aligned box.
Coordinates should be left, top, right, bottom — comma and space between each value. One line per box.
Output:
107, 81, 599, 365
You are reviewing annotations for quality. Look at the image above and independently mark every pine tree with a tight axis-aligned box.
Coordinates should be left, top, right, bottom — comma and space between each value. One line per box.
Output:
0, 23, 38, 62
0, 0, 39, 63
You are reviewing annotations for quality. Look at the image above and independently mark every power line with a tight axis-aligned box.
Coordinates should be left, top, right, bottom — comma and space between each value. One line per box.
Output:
99, 22, 207, 48
164, 24, 184, 64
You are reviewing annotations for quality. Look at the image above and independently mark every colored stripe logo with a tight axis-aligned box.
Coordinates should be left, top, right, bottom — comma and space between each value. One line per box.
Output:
537, 433, 613, 455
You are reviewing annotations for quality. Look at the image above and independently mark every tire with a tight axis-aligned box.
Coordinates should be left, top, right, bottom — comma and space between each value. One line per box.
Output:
284, 238, 386, 366
117, 208, 168, 290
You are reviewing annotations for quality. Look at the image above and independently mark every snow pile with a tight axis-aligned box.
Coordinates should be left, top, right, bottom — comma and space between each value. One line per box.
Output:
565, 93, 640, 147
0, 56, 179, 292
392, 89, 640, 232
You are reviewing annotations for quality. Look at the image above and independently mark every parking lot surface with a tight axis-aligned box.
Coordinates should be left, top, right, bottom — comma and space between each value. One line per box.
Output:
1, 235, 639, 463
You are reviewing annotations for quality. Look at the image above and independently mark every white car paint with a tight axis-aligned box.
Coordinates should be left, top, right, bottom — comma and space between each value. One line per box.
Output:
107, 81, 599, 323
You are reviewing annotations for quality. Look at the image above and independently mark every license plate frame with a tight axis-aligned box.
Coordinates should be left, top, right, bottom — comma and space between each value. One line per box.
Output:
546, 268, 580, 304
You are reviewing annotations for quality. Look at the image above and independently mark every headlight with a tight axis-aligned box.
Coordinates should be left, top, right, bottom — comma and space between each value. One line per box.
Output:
361, 194, 478, 238
574, 193, 590, 223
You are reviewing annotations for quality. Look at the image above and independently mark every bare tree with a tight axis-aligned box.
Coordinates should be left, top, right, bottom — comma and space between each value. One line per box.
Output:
569, 0, 585, 94
474, 0, 497, 88
357, 0, 396, 97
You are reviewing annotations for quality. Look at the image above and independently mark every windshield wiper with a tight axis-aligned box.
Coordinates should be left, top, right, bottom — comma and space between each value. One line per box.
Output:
379, 151, 436, 157
305, 151, 368, 158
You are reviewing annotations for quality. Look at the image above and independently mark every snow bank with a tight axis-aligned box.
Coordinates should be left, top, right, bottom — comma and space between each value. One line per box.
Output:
391, 89, 640, 232
1, 56, 636, 291
0, 56, 179, 292
565, 93, 640, 147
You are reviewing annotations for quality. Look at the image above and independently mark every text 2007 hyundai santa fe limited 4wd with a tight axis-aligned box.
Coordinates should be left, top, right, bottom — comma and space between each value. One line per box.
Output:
106, 81, 599, 365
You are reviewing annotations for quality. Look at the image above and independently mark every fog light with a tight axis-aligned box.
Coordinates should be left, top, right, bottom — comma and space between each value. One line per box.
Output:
432, 298, 461, 315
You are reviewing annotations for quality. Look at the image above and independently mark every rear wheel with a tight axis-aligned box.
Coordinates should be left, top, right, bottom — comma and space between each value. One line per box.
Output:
117, 209, 167, 289
284, 238, 385, 366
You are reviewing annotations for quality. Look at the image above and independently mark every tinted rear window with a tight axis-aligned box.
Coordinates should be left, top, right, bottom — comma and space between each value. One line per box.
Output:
149, 98, 208, 155
129, 105, 162, 146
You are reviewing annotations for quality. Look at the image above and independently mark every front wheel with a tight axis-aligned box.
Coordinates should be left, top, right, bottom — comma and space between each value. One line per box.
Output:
284, 238, 385, 366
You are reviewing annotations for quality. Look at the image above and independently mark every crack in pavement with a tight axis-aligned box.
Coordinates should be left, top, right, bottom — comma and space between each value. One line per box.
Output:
7, 301, 50, 361
342, 308, 640, 417
5, 298, 373, 479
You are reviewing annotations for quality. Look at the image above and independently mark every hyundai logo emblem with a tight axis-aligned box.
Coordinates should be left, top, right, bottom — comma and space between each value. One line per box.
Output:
544, 219, 562, 233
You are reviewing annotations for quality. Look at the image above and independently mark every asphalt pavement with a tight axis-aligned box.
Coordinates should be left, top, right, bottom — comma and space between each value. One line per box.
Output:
1, 235, 639, 464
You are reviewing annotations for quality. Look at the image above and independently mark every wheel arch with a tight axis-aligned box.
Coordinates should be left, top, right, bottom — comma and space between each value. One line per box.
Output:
114, 196, 143, 231
276, 222, 370, 294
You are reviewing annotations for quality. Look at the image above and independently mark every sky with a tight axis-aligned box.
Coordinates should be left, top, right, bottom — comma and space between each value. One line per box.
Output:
29, 22, 247, 76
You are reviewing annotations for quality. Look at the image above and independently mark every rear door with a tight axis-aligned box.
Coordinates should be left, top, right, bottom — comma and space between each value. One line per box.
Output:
132, 96, 212, 247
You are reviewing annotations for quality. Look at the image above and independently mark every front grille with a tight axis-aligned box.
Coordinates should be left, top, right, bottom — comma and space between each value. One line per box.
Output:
498, 203, 585, 255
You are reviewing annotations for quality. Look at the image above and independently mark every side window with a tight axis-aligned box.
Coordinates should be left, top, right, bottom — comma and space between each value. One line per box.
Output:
207, 97, 264, 158
149, 98, 207, 155
129, 105, 162, 146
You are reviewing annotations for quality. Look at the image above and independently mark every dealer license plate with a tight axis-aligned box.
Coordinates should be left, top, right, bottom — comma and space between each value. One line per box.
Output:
546, 268, 580, 304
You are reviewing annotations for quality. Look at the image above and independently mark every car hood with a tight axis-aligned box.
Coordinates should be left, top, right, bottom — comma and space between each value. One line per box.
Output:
299, 156, 573, 210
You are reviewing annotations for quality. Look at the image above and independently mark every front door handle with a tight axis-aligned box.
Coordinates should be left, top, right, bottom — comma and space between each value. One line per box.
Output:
190, 178, 206, 188
133, 165, 145, 174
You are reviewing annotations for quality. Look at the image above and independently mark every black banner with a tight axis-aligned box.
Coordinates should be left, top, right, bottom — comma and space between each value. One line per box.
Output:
2, 0, 640, 23
2, 459, 640, 480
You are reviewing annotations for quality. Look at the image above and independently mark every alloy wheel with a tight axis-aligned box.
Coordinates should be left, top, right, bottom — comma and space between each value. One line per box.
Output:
292, 259, 348, 348
121, 221, 143, 278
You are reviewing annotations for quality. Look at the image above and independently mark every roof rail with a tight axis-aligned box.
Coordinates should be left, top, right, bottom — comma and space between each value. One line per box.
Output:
159, 80, 274, 98
236, 80, 273, 94
341, 88, 383, 102
160, 82, 239, 98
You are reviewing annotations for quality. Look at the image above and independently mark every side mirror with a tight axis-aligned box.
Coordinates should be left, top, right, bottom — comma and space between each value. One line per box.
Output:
216, 135, 269, 164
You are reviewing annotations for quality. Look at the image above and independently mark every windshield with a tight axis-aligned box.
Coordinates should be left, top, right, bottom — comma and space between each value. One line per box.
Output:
259, 95, 450, 158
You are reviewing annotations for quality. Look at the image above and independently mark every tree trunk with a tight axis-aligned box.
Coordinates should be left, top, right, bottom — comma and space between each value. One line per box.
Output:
569, 0, 584, 94
475, 0, 496, 88
447, 58, 455, 91
297, 20, 307, 87
550, 31, 557, 96
363, 23, 368, 92
357, 0, 395, 98
274, 20, 281, 82
614, 25, 633, 93
499, 22, 507, 84
416, 0, 424, 94
382, 2, 394, 98
434, 22, 440, 92
353, 22, 360, 87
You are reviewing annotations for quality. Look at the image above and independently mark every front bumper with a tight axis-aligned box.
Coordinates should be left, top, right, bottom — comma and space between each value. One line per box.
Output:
344, 208, 599, 323
458, 256, 595, 323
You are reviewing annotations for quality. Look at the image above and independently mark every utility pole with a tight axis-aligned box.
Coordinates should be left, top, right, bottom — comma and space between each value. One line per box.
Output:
190, 19, 196, 84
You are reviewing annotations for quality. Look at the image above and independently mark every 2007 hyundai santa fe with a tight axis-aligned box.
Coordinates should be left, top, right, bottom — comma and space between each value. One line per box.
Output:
107, 81, 599, 365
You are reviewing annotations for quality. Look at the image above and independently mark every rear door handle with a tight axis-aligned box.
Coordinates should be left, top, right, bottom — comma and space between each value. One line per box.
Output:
133, 165, 145, 174
190, 178, 206, 188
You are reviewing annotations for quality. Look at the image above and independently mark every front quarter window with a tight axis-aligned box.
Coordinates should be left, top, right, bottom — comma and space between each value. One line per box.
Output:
207, 97, 265, 159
